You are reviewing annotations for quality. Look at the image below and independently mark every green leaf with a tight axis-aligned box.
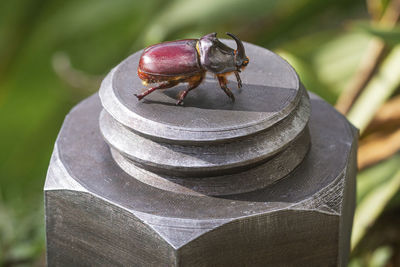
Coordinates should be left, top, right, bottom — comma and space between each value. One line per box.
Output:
353, 21, 400, 45
368, 246, 393, 267
277, 50, 337, 103
347, 45, 400, 133
311, 32, 372, 96
142, 0, 293, 44
279, 32, 371, 103
352, 156, 400, 250
357, 154, 400, 203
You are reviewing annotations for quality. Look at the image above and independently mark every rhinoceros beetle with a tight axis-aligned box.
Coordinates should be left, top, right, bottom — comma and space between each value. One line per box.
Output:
135, 32, 249, 105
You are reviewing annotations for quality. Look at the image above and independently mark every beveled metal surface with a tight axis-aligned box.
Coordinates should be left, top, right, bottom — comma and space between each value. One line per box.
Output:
110, 128, 310, 195
46, 93, 357, 266
99, 90, 310, 178
49, 92, 356, 217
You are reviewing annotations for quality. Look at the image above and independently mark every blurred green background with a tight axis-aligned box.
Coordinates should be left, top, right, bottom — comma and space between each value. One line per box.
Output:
1, 0, 400, 266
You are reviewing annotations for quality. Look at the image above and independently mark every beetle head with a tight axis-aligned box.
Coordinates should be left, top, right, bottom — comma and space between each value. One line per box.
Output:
198, 32, 249, 74
226, 32, 249, 71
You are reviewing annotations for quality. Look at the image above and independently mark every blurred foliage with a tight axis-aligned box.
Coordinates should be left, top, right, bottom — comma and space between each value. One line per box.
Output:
0, 0, 399, 265
347, 45, 400, 133
354, 21, 400, 45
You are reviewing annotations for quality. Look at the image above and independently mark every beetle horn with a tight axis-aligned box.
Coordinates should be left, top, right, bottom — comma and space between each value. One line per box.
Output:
226, 32, 245, 61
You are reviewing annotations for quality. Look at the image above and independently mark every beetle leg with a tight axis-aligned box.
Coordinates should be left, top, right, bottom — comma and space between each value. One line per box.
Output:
176, 74, 204, 105
234, 71, 242, 90
134, 80, 180, 101
217, 74, 235, 102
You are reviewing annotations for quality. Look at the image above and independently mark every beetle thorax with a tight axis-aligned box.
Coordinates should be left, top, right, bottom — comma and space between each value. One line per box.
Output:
198, 33, 237, 74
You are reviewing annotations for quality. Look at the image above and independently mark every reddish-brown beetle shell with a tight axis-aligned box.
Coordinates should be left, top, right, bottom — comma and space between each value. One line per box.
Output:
138, 39, 202, 79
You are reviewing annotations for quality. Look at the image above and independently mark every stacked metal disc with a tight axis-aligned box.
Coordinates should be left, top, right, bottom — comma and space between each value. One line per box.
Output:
99, 41, 311, 196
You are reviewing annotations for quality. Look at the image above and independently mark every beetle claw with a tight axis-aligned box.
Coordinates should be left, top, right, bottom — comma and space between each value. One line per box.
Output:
225, 89, 235, 102
134, 93, 143, 101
